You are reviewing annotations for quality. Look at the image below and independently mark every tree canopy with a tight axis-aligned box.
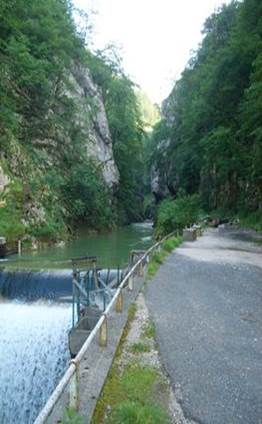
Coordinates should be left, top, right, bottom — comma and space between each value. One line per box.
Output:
151, 0, 262, 219
0, 0, 146, 241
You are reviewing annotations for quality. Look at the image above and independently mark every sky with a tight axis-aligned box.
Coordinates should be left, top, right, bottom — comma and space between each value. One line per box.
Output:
73, 0, 231, 104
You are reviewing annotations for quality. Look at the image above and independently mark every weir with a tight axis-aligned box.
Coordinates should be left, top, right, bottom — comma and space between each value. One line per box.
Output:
0, 223, 154, 423
0, 268, 121, 302
0, 302, 71, 424
0, 264, 124, 423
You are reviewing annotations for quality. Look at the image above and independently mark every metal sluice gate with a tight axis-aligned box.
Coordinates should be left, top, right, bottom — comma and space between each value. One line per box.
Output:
69, 255, 125, 357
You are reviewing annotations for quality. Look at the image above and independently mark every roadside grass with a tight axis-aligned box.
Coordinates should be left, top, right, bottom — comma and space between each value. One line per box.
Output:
62, 236, 183, 424
142, 320, 156, 339
129, 341, 151, 353
91, 301, 171, 424
147, 260, 159, 278
147, 236, 182, 279
162, 236, 182, 252
110, 399, 169, 424
62, 408, 84, 424
105, 365, 170, 424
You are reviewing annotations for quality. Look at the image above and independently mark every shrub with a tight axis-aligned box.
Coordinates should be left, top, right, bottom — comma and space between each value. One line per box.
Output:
61, 159, 114, 230
155, 195, 201, 237
162, 236, 182, 252
0, 180, 25, 241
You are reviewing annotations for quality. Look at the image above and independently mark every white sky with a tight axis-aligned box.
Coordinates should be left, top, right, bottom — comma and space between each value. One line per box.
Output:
73, 0, 231, 104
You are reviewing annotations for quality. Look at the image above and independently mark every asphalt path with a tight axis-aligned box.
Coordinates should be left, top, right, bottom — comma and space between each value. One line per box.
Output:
145, 228, 262, 424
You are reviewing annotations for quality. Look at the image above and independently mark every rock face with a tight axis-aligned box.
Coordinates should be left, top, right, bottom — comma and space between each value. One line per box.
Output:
150, 137, 178, 201
151, 164, 169, 202
0, 166, 9, 193
150, 95, 178, 201
69, 65, 119, 189
0, 63, 120, 241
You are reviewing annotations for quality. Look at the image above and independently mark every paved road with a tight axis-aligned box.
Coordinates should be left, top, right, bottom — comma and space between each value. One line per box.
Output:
145, 228, 262, 424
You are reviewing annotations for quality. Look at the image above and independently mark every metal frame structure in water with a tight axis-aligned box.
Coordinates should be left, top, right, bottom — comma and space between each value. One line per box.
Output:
71, 256, 123, 328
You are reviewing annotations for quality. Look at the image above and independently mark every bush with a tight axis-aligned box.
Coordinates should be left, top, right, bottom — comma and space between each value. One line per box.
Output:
0, 180, 25, 241
62, 159, 115, 230
237, 210, 262, 232
162, 236, 182, 252
155, 195, 201, 237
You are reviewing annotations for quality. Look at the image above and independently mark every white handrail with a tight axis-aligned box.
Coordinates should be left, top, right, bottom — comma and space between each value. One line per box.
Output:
34, 230, 177, 423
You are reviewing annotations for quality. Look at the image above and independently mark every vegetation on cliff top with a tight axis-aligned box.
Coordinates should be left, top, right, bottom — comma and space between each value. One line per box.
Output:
0, 0, 147, 242
151, 0, 262, 233
87, 49, 148, 223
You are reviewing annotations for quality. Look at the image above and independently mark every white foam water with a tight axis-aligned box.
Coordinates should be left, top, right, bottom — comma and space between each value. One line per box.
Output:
0, 301, 71, 424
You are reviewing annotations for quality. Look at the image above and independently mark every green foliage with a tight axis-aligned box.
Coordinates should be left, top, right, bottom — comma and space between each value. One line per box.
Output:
110, 400, 170, 424
151, 251, 166, 265
128, 303, 138, 322
147, 261, 159, 278
151, 0, 262, 218
102, 365, 170, 424
129, 342, 151, 354
121, 366, 157, 400
61, 159, 114, 230
88, 48, 147, 223
147, 236, 182, 278
29, 217, 66, 241
0, 1, 146, 241
92, 298, 171, 424
142, 321, 156, 339
162, 236, 182, 253
62, 408, 84, 424
147, 251, 167, 277
0, 0, 85, 147
136, 90, 160, 130
0, 180, 25, 241
237, 210, 262, 232
156, 195, 200, 237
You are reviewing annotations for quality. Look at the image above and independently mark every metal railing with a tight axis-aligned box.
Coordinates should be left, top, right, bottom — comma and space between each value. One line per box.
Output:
34, 231, 177, 424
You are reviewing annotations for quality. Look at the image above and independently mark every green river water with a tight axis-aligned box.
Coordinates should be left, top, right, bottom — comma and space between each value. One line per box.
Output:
5, 222, 154, 269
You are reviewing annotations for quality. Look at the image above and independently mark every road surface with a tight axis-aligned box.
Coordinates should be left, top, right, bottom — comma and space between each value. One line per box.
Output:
145, 228, 262, 424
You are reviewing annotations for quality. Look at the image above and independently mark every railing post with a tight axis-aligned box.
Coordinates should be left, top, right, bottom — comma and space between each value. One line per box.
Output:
99, 315, 108, 347
128, 275, 133, 291
115, 289, 123, 313
69, 362, 80, 410
18, 240, 22, 256
139, 262, 144, 277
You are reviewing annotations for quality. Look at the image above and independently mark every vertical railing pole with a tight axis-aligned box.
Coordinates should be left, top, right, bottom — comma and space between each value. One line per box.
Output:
72, 283, 75, 328
139, 261, 144, 277
99, 316, 108, 347
69, 362, 80, 410
117, 266, 120, 286
128, 275, 133, 291
18, 240, 22, 256
103, 291, 106, 311
115, 289, 123, 313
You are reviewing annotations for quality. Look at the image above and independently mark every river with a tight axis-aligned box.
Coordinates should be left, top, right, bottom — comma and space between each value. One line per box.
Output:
0, 223, 153, 424
5, 222, 153, 269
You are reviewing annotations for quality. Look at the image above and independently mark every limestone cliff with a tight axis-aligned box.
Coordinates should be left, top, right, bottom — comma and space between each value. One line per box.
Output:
150, 101, 177, 201
69, 65, 119, 189
0, 64, 119, 241
0, 166, 9, 194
